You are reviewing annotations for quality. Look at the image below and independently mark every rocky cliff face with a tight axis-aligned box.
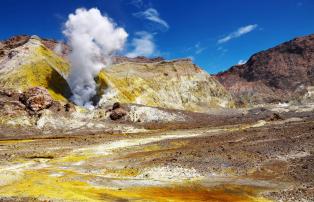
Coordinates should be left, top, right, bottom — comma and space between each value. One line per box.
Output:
0, 35, 233, 112
216, 34, 314, 105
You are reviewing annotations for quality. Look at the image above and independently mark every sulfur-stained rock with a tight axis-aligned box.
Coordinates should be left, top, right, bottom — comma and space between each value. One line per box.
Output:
0, 36, 72, 102
0, 35, 234, 111
19, 87, 53, 112
97, 59, 234, 112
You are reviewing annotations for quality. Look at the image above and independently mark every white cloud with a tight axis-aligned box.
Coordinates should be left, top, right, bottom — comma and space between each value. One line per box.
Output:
133, 8, 169, 30
218, 24, 258, 44
238, 59, 247, 65
126, 31, 155, 58
194, 42, 206, 54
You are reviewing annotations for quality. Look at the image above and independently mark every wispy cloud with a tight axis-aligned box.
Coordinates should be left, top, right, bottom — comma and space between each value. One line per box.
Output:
194, 42, 206, 54
133, 8, 169, 30
238, 59, 247, 65
218, 24, 258, 44
129, 0, 144, 8
53, 13, 65, 21
184, 42, 206, 55
126, 31, 156, 58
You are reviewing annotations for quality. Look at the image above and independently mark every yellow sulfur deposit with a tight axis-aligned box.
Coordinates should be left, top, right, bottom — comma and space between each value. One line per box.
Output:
0, 37, 71, 101
98, 60, 235, 112
0, 168, 272, 202
0, 36, 234, 111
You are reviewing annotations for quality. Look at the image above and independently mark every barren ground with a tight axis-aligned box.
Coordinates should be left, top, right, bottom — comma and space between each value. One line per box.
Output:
0, 109, 313, 202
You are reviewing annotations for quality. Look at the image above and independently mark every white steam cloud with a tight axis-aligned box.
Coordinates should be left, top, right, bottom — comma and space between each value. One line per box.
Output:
63, 8, 128, 108
53, 43, 63, 55
126, 31, 155, 58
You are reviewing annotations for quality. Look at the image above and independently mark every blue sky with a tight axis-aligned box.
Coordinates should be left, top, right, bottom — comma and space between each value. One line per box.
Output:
0, 0, 314, 73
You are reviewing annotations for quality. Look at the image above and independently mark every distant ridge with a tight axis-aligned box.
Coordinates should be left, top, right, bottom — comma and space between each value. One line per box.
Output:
215, 34, 314, 105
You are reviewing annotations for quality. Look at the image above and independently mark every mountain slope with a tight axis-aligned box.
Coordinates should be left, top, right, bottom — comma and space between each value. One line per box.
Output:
216, 34, 314, 105
0, 35, 234, 111
0, 35, 72, 101
98, 59, 235, 112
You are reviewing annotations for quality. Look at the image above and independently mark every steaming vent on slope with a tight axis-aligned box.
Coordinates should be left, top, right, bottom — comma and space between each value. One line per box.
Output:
63, 8, 128, 109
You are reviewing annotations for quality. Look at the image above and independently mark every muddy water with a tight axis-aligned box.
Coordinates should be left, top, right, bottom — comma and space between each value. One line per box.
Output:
0, 122, 274, 202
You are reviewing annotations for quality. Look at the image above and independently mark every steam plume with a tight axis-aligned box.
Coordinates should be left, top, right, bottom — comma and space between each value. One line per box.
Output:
63, 8, 128, 108
53, 42, 63, 55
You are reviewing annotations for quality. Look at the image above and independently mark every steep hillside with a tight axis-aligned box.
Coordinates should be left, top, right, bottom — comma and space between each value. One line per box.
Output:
0, 35, 72, 101
0, 35, 234, 111
216, 34, 314, 105
97, 59, 234, 112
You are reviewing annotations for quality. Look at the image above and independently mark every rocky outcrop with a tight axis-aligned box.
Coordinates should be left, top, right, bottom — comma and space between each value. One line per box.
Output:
97, 59, 234, 112
0, 35, 70, 58
0, 90, 27, 117
19, 87, 53, 112
216, 34, 314, 106
0, 35, 31, 52
0, 87, 80, 128
106, 102, 128, 120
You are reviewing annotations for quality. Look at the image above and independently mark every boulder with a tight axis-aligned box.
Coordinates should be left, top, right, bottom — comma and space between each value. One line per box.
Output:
19, 87, 53, 112
110, 108, 128, 120
109, 103, 127, 120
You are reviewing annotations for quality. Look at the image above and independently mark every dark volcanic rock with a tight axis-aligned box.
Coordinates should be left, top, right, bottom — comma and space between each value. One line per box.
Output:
109, 108, 127, 120
108, 102, 128, 120
216, 34, 314, 105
